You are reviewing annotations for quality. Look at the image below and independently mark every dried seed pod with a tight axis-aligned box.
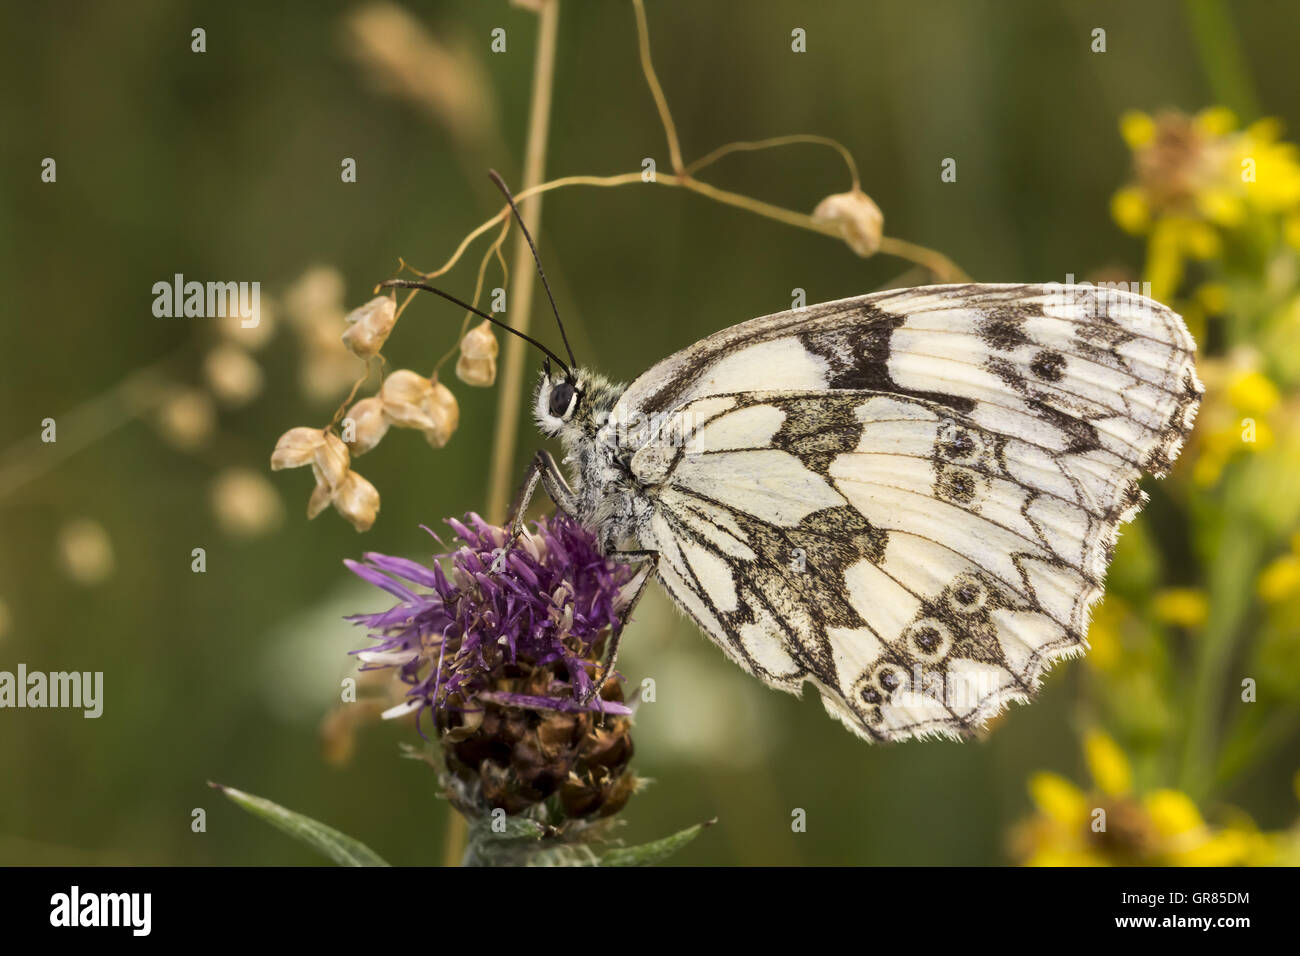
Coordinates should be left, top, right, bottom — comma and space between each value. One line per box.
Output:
812, 188, 884, 257
271, 427, 328, 470
311, 432, 351, 494
379, 369, 437, 430
455, 321, 499, 386
333, 471, 380, 532
341, 295, 397, 359
343, 396, 389, 455
423, 381, 460, 448
307, 475, 334, 519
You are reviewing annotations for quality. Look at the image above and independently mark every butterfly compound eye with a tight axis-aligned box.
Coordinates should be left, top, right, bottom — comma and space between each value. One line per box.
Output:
548, 380, 577, 419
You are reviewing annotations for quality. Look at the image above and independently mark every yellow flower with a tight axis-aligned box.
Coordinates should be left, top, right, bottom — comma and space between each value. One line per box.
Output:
1084, 731, 1133, 797
1258, 554, 1300, 602
1119, 110, 1157, 149
1012, 736, 1283, 866
1195, 106, 1238, 137
1144, 788, 1203, 838
1195, 187, 1246, 227
1226, 369, 1281, 415
1151, 588, 1209, 629
1110, 186, 1151, 235
1030, 772, 1089, 825
1231, 127, 1300, 212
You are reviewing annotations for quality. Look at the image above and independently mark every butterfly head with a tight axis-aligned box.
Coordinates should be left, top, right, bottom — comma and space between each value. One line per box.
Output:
533, 367, 623, 444
533, 365, 586, 438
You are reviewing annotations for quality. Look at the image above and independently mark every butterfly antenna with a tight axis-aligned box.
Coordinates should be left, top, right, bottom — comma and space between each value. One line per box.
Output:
380, 279, 571, 375
487, 169, 577, 372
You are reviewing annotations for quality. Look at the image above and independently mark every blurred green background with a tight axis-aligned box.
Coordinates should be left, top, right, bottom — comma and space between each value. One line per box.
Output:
2, 0, 1299, 865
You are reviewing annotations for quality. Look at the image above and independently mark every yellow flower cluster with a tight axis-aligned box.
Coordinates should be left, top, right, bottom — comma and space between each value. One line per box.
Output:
1011, 732, 1285, 866
1187, 352, 1283, 486
1111, 108, 1300, 301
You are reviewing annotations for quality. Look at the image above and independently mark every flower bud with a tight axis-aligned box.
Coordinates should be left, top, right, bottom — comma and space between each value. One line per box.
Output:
455, 321, 499, 386
343, 396, 389, 455
341, 295, 397, 359
812, 188, 884, 257
333, 471, 380, 532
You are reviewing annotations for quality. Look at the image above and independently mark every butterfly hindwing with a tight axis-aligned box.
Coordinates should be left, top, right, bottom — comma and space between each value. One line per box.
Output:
615, 284, 1201, 742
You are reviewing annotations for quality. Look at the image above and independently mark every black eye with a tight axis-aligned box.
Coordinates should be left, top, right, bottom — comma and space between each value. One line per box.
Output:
548, 381, 577, 418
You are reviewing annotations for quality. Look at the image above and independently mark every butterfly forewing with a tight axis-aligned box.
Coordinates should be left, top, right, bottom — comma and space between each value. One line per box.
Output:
609, 284, 1201, 742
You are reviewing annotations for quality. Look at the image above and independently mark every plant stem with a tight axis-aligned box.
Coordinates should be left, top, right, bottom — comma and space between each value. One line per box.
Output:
1177, 509, 1259, 799
483, 0, 561, 526
682, 133, 860, 188
449, 0, 560, 869
415, 172, 970, 284
633, 0, 683, 173
1185, 0, 1260, 121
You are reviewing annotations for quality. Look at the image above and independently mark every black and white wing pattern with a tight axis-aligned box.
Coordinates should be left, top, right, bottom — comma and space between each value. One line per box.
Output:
611, 284, 1201, 742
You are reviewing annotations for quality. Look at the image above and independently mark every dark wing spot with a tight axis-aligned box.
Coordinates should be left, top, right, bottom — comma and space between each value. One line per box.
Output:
913, 626, 941, 653
1030, 350, 1067, 382
938, 467, 977, 504
980, 307, 1031, 351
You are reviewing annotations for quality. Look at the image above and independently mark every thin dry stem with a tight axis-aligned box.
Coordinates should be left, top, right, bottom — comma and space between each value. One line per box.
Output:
406, 170, 971, 285
633, 0, 683, 173
433, 216, 512, 377
682, 133, 860, 189
483, 0, 561, 525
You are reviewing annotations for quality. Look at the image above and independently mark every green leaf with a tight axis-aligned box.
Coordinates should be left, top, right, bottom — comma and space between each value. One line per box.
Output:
598, 819, 713, 867
210, 782, 390, 866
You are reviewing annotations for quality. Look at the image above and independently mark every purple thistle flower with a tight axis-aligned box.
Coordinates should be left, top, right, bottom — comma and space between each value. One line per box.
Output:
345, 513, 638, 733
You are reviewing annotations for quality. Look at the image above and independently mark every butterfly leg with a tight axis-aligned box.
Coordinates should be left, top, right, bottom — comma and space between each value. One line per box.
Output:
581, 553, 656, 705
492, 450, 578, 572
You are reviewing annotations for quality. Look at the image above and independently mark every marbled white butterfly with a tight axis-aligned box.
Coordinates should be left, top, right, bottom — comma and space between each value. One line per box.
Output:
388, 177, 1202, 743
